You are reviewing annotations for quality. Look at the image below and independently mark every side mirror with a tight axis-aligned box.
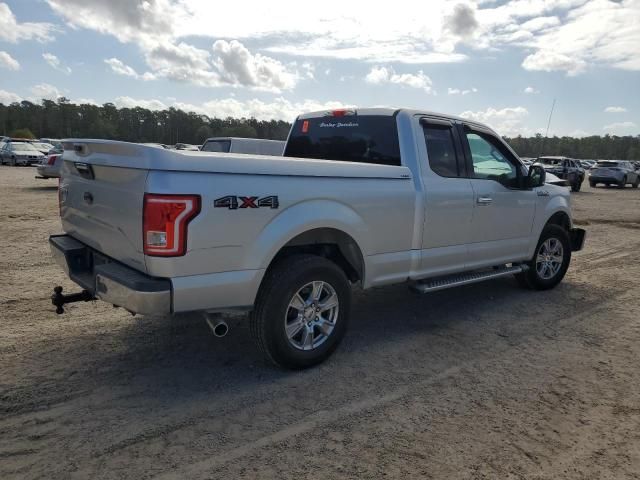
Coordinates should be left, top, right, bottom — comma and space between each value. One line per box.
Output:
527, 165, 546, 188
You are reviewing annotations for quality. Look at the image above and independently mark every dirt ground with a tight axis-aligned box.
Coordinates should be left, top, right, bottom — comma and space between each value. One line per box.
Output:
1, 165, 639, 479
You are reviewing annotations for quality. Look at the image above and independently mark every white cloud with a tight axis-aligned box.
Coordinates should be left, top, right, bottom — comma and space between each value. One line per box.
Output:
604, 106, 627, 113
460, 106, 531, 136
366, 66, 434, 93
524, 86, 539, 94
522, 50, 586, 76
0, 89, 22, 104
42, 0, 640, 78
43, 53, 71, 74
104, 57, 155, 80
0, 2, 57, 43
448, 87, 477, 95
445, 3, 479, 38
114, 96, 168, 111
111, 95, 351, 121
211, 40, 299, 92
0, 50, 19, 70
603, 121, 637, 133
30, 83, 62, 100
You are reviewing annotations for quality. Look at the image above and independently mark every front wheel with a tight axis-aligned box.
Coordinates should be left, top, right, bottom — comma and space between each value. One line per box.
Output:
516, 225, 571, 290
632, 177, 639, 188
9, 156, 16, 167
619, 176, 627, 188
250, 254, 351, 369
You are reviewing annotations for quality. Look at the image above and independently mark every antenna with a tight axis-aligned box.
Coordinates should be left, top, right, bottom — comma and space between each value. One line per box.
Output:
537, 98, 556, 160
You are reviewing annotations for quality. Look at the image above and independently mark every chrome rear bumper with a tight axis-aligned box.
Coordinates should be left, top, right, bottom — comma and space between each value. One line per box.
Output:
49, 234, 171, 315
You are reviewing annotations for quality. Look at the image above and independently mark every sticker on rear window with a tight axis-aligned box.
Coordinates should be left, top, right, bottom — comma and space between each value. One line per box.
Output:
319, 122, 359, 128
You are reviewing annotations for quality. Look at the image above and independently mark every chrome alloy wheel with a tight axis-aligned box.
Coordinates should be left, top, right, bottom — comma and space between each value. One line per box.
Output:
536, 238, 564, 280
284, 281, 339, 351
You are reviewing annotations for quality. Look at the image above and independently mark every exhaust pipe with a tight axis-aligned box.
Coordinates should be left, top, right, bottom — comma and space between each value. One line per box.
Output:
204, 314, 229, 338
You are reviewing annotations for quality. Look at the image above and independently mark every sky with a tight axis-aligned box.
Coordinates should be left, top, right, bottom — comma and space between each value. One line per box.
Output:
0, 0, 638, 137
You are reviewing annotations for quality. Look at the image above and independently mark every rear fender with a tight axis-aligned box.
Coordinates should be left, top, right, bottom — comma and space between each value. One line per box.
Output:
244, 199, 371, 278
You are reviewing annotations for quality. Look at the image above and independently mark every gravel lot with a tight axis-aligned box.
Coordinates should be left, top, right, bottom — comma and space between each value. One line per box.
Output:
1, 165, 639, 479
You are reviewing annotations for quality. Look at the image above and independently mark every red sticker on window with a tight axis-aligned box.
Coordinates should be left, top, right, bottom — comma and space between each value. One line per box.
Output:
302, 120, 309, 133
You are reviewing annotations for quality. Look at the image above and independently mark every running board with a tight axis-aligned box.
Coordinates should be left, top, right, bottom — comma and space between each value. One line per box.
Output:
410, 265, 528, 293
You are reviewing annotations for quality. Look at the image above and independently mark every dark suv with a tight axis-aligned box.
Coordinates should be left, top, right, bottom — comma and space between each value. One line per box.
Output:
535, 156, 585, 192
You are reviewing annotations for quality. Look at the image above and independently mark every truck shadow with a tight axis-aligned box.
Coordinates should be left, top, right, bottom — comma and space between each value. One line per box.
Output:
2, 278, 600, 418
24, 185, 58, 192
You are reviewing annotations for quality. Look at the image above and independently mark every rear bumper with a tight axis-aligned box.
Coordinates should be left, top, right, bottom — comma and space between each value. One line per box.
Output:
50, 234, 171, 315
570, 228, 586, 252
589, 176, 621, 183
36, 164, 60, 178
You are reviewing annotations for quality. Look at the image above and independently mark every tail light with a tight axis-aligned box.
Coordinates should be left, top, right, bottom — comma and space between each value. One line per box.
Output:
143, 194, 200, 257
48, 154, 59, 165
328, 108, 355, 117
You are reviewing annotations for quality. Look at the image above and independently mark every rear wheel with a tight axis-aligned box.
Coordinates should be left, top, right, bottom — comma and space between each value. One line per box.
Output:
571, 177, 582, 192
9, 156, 16, 167
250, 254, 351, 369
516, 225, 571, 290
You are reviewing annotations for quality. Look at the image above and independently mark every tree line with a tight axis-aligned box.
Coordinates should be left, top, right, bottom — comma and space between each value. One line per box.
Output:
505, 134, 640, 161
1, 98, 639, 160
0, 98, 292, 145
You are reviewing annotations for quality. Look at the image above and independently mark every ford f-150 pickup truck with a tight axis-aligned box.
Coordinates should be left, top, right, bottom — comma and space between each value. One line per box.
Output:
50, 108, 585, 369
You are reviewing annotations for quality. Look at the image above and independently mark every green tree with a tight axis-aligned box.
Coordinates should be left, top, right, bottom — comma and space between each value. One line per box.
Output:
9, 127, 36, 139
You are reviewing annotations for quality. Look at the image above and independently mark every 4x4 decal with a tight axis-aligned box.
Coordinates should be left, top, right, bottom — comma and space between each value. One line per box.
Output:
214, 195, 279, 210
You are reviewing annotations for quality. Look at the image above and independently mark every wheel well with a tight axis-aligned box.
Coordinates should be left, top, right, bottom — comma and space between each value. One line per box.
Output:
269, 228, 364, 283
546, 211, 571, 231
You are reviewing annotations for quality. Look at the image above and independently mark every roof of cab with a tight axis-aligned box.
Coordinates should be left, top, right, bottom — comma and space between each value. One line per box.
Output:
296, 107, 498, 135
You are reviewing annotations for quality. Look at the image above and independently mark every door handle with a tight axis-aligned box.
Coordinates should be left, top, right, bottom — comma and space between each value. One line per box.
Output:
476, 196, 493, 205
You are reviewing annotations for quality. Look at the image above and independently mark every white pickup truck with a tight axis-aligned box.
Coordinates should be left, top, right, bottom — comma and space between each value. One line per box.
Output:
50, 108, 585, 369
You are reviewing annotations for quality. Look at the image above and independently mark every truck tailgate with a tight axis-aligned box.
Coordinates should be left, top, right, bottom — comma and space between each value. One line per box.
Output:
60, 160, 148, 273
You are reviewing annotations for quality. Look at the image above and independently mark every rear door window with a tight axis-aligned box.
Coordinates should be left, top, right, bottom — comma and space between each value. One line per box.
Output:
422, 124, 460, 177
284, 115, 401, 166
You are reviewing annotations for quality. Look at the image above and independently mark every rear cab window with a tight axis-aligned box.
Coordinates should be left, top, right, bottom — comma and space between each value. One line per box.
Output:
284, 112, 401, 166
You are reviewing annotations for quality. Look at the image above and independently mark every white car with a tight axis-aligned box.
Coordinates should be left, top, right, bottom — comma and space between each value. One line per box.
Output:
50, 108, 585, 369
36, 151, 64, 179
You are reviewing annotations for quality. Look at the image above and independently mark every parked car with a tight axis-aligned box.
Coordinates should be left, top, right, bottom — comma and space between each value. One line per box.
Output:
0, 140, 45, 166
36, 151, 64, 179
589, 160, 639, 188
201, 137, 286, 156
174, 143, 200, 151
535, 156, 585, 192
50, 108, 585, 369
30, 142, 55, 155
578, 159, 596, 170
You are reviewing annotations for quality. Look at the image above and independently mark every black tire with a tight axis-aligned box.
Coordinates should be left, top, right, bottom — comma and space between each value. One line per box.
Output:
250, 254, 351, 369
632, 177, 639, 188
618, 176, 627, 188
571, 177, 582, 192
515, 225, 571, 291
589, 181, 596, 188
9, 156, 16, 167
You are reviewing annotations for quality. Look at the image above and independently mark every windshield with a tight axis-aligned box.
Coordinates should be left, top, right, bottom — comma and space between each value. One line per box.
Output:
201, 140, 231, 153
12, 142, 38, 151
285, 115, 401, 166
33, 143, 53, 150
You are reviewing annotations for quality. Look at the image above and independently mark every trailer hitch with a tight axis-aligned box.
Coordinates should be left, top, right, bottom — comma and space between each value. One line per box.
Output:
51, 286, 95, 314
